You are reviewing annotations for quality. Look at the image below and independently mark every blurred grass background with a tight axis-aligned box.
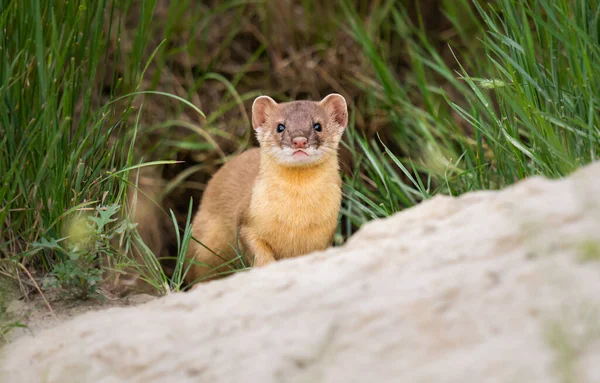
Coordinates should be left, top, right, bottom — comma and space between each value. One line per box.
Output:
1, 0, 599, 298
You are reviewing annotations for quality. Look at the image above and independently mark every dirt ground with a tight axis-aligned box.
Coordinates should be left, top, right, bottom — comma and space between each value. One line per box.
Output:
1, 284, 156, 344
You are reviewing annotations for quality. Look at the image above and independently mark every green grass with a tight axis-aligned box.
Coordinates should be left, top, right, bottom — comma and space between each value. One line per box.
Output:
340, 0, 600, 230
1, 0, 599, 301
0, 0, 180, 298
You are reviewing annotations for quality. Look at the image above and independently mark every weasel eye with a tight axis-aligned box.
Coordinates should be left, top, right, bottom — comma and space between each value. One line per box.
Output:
313, 123, 322, 132
277, 124, 286, 133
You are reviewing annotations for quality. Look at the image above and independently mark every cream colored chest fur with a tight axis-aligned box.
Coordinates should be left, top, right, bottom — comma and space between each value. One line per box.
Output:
247, 168, 341, 259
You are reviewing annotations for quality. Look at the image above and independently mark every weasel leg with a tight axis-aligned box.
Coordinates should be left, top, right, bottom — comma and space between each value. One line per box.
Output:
240, 227, 276, 267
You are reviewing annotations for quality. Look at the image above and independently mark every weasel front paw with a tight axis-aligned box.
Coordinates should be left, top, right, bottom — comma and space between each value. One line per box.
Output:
253, 254, 276, 267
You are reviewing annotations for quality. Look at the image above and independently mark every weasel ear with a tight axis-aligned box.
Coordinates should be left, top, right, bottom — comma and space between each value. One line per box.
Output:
320, 93, 348, 131
252, 96, 277, 131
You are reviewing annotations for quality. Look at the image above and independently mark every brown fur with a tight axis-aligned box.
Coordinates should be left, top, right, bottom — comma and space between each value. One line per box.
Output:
185, 94, 348, 284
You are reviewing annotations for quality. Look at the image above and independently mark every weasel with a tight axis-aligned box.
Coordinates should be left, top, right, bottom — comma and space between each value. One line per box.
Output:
185, 93, 348, 284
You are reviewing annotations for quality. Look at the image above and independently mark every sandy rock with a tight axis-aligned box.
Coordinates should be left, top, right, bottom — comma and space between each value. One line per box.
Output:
2, 163, 600, 383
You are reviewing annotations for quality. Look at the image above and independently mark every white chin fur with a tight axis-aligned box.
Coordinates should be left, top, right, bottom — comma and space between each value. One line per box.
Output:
269, 147, 326, 167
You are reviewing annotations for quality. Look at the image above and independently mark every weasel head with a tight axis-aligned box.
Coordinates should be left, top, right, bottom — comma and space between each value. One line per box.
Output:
251, 94, 348, 167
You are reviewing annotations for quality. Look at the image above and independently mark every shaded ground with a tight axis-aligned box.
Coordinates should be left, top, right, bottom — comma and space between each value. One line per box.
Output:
1, 283, 155, 344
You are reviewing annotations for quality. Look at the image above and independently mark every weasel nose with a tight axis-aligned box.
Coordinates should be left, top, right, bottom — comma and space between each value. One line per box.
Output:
292, 137, 308, 149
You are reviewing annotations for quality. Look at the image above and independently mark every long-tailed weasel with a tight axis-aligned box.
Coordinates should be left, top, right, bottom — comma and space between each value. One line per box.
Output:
185, 94, 348, 284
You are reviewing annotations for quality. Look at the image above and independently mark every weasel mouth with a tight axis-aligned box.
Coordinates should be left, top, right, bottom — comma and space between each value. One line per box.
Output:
293, 150, 309, 158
